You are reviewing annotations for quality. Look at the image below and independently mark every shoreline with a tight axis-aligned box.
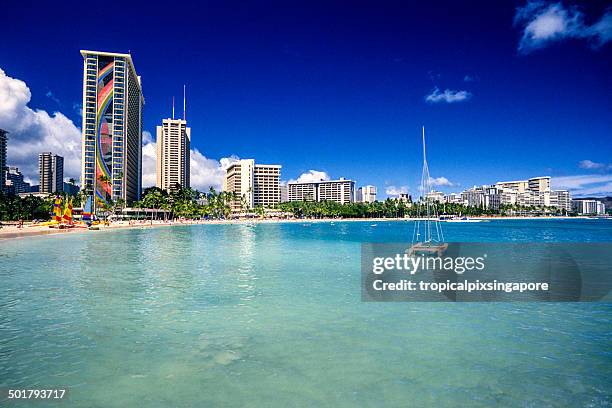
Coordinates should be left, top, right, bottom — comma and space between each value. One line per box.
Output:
0, 215, 605, 240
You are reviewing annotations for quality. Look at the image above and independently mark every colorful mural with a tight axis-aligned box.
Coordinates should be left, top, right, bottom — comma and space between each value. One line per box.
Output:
95, 60, 114, 205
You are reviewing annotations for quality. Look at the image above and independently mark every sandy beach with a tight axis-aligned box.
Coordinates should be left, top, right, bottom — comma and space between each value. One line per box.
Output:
0, 215, 601, 240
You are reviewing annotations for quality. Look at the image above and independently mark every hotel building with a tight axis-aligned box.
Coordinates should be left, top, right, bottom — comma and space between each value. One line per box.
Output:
156, 118, 190, 191
39, 152, 64, 193
80, 50, 144, 205
550, 190, 571, 211
357, 185, 377, 203
573, 199, 605, 215
223, 159, 281, 211
5, 167, 30, 194
288, 178, 355, 204
280, 184, 288, 202
0, 129, 7, 193
453, 176, 571, 212
425, 190, 445, 203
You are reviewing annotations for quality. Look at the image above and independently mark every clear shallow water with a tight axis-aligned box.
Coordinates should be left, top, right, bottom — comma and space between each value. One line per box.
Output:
1, 219, 611, 407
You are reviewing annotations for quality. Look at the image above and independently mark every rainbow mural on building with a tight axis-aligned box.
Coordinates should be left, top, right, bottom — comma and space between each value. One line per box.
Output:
95, 61, 114, 205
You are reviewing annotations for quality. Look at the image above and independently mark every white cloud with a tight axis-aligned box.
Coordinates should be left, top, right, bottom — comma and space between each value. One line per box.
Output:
515, 1, 612, 52
141, 133, 157, 188
578, 159, 611, 171
289, 170, 330, 184
141, 130, 239, 192
0, 68, 81, 184
425, 87, 472, 104
552, 174, 612, 196
429, 176, 456, 187
385, 185, 409, 196
463, 75, 477, 82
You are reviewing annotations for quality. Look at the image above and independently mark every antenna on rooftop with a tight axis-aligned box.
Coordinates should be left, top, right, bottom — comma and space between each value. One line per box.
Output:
172, 96, 175, 119
183, 84, 186, 121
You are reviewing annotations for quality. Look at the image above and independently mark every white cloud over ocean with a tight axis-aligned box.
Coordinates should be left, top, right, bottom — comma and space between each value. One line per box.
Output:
514, 1, 612, 53
578, 159, 612, 171
425, 87, 472, 104
0, 68, 81, 183
552, 174, 612, 197
385, 185, 409, 196
429, 176, 456, 187
289, 170, 330, 184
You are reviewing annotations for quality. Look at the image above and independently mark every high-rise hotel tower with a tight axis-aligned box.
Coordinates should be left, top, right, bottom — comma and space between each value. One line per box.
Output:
224, 159, 281, 212
156, 92, 190, 191
0, 129, 7, 193
80, 50, 144, 205
39, 152, 64, 193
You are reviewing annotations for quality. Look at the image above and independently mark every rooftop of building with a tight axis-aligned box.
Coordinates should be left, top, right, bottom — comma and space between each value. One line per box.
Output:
80, 50, 142, 93
288, 178, 354, 185
225, 160, 282, 171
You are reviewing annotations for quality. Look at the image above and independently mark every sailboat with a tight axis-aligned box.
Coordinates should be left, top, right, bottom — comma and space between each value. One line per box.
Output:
53, 196, 62, 222
82, 196, 93, 223
408, 127, 448, 256
59, 198, 75, 229
82, 195, 99, 229
48, 196, 63, 228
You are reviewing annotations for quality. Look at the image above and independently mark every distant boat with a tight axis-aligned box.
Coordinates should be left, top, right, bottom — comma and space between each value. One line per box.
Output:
443, 216, 483, 223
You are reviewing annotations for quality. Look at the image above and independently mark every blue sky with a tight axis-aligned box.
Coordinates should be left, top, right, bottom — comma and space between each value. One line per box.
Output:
0, 0, 611, 197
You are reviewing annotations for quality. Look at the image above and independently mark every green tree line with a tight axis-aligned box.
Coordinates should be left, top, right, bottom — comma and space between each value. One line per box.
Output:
1, 186, 575, 222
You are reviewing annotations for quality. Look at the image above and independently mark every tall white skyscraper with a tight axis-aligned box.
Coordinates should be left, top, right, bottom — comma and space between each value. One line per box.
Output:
80, 50, 144, 205
39, 152, 64, 193
156, 118, 191, 191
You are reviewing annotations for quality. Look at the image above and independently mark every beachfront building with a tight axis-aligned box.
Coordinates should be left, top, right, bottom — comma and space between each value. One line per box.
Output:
288, 178, 355, 204
550, 190, 571, 213
452, 176, 570, 212
0, 129, 7, 193
223, 159, 281, 211
461, 186, 486, 207
495, 179, 529, 193
280, 184, 288, 202
446, 193, 463, 204
572, 199, 605, 215
357, 185, 377, 203
425, 190, 445, 203
80, 50, 144, 206
391, 193, 412, 204
39, 152, 64, 193
5, 167, 31, 194
156, 118, 190, 192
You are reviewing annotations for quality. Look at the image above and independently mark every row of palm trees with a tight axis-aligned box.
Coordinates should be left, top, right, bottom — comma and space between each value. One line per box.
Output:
130, 187, 247, 220
38, 172, 575, 221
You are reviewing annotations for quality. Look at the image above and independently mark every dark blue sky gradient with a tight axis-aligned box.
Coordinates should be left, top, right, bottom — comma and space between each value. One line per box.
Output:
1, 0, 611, 195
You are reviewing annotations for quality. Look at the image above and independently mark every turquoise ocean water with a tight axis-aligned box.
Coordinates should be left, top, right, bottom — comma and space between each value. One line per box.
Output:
1, 219, 611, 407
